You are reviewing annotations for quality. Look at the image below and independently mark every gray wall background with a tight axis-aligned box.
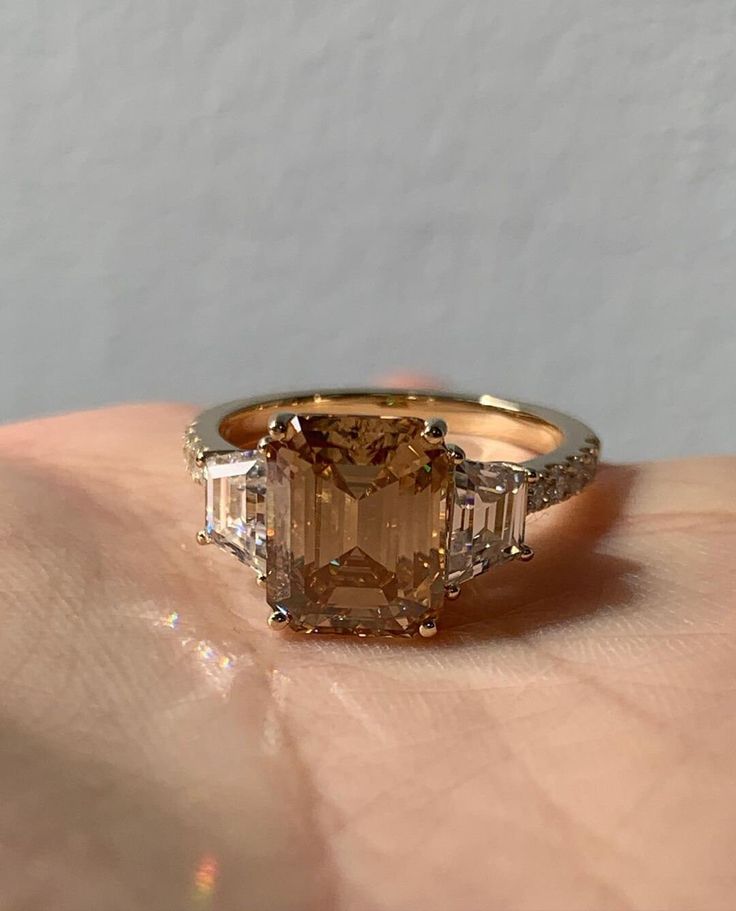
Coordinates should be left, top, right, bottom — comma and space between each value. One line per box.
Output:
1, 1, 734, 461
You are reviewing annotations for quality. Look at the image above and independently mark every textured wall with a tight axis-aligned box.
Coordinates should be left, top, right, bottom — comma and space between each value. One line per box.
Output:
1, 2, 734, 460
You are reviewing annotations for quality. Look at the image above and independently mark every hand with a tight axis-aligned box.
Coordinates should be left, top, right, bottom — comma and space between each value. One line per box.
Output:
0, 404, 734, 911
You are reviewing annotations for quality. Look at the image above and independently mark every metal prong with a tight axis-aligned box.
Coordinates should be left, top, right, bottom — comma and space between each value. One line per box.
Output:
422, 417, 448, 442
195, 454, 206, 468
419, 618, 438, 638
196, 529, 211, 546
256, 574, 267, 587
257, 435, 273, 451
268, 412, 295, 440
519, 544, 535, 562
503, 543, 534, 562
445, 583, 461, 601
446, 443, 465, 464
267, 608, 290, 630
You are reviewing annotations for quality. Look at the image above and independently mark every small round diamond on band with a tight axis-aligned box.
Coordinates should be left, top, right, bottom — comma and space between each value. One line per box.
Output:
184, 389, 600, 638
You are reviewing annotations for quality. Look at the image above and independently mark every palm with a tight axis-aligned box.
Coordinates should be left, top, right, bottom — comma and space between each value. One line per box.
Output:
1, 404, 734, 911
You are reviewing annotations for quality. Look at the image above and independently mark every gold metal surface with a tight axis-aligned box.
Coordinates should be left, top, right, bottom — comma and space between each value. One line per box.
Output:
192, 388, 599, 481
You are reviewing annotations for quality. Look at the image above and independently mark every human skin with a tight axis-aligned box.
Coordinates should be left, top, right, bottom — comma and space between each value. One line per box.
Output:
0, 403, 734, 911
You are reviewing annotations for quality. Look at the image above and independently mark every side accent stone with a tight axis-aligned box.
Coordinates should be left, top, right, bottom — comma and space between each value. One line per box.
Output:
204, 451, 267, 576
448, 462, 528, 584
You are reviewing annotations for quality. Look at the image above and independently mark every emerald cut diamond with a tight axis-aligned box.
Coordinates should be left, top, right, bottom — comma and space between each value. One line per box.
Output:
264, 414, 452, 636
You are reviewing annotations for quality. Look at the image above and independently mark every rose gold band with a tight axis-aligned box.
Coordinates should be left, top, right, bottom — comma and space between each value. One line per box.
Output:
185, 388, 600, 513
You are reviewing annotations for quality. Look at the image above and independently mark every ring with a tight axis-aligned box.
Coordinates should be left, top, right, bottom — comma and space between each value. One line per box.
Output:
184, 389, 600, 638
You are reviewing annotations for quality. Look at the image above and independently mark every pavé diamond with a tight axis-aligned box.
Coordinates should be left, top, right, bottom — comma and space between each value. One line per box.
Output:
265, 414, 452, 636
448, 462, 527, 584
204, 451, 267, 575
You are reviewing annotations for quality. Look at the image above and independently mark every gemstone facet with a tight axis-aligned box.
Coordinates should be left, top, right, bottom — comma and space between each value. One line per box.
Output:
448, 462, 528, 584
204, 451, 267, 575
265, 414, 452, 636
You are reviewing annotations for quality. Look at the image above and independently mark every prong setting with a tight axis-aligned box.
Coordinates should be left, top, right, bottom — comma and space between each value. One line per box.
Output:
196, 529, 211, 545
445, 583, 461, 601
419, 618, 438, 638
268, 412, 295, 440
422, 417, 448, 442
446, 443, 465, 464
257, 434, 273, 451
502, 543, 535, 562
267, 608, 290, 630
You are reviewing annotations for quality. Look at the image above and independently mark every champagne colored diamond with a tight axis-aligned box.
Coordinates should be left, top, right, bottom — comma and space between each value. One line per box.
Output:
448, 462, 527, 584
265, 414, 452, 636
204, 451, 267, 575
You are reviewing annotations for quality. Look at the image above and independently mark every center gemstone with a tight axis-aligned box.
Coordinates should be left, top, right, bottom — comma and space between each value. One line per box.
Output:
264, 414, 452, 636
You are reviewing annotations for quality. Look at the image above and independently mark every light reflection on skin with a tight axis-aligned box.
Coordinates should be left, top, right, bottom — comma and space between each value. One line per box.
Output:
163, 610, 180, 629
155, 609, 240, 695
192, 853, 219, 907
262, 668, 290, 754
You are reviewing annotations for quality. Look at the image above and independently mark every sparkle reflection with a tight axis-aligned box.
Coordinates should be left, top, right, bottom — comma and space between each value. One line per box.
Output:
193, 853, 219, 906
155, 610, 240, 694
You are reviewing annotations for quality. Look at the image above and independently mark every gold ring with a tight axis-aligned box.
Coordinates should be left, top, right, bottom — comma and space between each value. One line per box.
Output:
184, 389, 600, 638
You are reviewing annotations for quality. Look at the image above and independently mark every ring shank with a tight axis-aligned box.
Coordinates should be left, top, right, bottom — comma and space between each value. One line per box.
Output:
185, 389, 600, 512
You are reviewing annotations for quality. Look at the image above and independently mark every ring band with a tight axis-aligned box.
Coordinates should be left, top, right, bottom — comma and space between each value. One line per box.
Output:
184, 389, 600, 638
